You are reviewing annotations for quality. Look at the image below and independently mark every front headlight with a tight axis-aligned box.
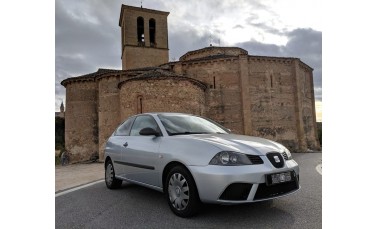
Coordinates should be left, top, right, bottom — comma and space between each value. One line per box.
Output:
209, 151, 252, 166
283, 147, 292, 160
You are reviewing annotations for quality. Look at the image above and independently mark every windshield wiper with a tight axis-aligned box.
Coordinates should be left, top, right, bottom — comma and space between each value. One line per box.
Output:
170, 132, 211, 136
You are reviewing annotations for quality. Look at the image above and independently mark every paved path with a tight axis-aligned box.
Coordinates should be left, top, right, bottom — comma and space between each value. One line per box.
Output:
55, 162, 103, 193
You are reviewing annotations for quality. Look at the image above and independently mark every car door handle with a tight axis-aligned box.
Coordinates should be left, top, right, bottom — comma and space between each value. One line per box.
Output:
123, 142, 128, 147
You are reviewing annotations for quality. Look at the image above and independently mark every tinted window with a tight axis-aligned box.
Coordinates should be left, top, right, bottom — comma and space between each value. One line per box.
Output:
114, 117, 135, 136
130, 115, 160, 136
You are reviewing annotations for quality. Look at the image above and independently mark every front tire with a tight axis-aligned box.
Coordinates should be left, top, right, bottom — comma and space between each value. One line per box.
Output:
105, 160, 122, 189
165, 166, 201, 217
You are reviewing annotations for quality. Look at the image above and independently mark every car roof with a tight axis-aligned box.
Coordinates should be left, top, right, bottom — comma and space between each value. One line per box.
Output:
138, 112, 194, 116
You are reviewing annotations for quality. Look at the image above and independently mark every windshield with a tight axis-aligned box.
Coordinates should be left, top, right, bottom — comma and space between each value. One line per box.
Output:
157, 114, 228, 135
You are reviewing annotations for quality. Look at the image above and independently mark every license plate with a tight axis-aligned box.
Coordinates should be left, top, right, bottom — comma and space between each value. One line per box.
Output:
266, 171, 292, 186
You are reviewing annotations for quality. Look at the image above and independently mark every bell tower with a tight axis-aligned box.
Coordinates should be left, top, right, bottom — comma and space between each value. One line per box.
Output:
119, 5, 169, 70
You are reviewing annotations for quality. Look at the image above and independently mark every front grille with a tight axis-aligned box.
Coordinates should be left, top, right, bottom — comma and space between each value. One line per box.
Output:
247, 155, 264, 164
266, 152, 284, 168
254, 180, 299, 200
219, 183, 252, 201
282, 152, 289, 160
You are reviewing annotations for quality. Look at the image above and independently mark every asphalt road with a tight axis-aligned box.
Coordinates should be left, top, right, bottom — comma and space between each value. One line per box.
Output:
56, 153, 322, 229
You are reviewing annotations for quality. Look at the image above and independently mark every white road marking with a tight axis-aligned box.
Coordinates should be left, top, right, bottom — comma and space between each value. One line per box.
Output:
316, 164, 322, 175
55, 180, 104, 197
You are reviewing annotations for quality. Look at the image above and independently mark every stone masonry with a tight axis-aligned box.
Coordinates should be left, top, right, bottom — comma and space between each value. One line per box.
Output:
61, 4, 320, 163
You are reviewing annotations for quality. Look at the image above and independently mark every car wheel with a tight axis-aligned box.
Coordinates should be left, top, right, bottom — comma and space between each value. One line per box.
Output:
165, 166, 201, 217
105, 160, 122, 189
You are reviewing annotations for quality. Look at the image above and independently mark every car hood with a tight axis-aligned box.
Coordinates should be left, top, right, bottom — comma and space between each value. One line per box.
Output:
173, 134, 285, 156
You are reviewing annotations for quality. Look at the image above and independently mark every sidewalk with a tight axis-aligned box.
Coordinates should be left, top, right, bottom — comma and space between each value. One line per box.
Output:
55, 162, 104, 193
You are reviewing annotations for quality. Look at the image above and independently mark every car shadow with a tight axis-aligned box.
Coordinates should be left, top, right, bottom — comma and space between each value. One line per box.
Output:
113, 181, 296, 227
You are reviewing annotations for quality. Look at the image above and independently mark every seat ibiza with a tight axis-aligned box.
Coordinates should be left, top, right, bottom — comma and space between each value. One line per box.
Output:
104, 113, 300, 217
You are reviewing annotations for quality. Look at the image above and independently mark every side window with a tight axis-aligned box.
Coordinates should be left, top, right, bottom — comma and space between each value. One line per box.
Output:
130, 116, 159, 136
114, 117, 135, 136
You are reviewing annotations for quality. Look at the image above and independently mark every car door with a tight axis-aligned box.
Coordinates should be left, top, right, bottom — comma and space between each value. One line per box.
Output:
107, 116, 135, 177
122, 115, 162, 187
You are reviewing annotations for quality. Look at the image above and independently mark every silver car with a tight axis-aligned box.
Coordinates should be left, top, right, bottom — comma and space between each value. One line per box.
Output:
104, 113, 300, 217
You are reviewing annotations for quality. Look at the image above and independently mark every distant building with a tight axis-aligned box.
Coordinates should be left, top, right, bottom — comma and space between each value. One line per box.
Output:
55, 101, 65, 118
61, 4, 320, 163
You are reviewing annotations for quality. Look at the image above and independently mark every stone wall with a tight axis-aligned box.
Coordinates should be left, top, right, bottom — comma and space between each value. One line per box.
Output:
122, 46, 169, 70
177, 57, 244, 134
62, 51, 320, 164
248, 57, 299, 151
171, 54, 320, 152
297, 64, 320, 149
119, 77, 205, 121
65, 80, 98, 163
97, 75, 121, 161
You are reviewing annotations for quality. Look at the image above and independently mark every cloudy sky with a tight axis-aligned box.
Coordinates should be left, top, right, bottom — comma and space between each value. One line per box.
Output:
56, 0, 322, 121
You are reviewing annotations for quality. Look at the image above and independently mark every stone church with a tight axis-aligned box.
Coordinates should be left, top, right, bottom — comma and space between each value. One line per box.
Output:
61, 4, 320, 163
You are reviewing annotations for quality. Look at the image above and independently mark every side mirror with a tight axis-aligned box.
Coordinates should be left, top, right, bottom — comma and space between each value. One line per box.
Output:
227, 128, 232, 133
139, 127, 161, 136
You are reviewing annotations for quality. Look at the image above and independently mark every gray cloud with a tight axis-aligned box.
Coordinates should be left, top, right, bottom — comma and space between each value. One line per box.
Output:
286, 28, 322, 99
55, 0, 121, 71
246, 21, 287, 36
169, 28, 221, 61
55, 0, 125, 108
233, 25, 244, 29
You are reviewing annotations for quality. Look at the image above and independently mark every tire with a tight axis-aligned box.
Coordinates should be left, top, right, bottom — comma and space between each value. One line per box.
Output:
105, 160, 122, 189
165, 166, 201, 217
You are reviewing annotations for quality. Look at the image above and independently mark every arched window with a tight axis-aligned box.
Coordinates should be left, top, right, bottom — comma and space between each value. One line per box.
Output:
149, 18, 156, 47
137, 96, 143, 113
137, 17, 144, 46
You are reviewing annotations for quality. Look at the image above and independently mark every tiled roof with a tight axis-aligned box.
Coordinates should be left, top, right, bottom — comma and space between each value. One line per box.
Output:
118, 69, 207, 90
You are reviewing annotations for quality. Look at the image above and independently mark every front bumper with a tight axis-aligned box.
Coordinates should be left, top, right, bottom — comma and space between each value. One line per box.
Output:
188, 158, 300, 204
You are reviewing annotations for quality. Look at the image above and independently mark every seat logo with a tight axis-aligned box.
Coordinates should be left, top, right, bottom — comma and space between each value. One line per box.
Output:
274, 155, 280, 163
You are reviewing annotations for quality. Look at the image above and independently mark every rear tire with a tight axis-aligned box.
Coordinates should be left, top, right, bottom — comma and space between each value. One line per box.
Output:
105, 160, 122, 189
164, 166, 201, 217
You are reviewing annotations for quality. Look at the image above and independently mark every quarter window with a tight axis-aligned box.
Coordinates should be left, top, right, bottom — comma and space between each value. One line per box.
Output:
114, 117, 135, 136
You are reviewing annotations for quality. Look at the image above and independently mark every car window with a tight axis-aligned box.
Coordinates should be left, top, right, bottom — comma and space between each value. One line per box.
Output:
158, 114, 228, 135
114, 117, 135, 136
130, 115, 160, 136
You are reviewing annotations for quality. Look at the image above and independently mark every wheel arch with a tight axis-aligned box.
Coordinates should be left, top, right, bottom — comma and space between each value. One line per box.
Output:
162, 161, 198, 193
105, 156, 112, 169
